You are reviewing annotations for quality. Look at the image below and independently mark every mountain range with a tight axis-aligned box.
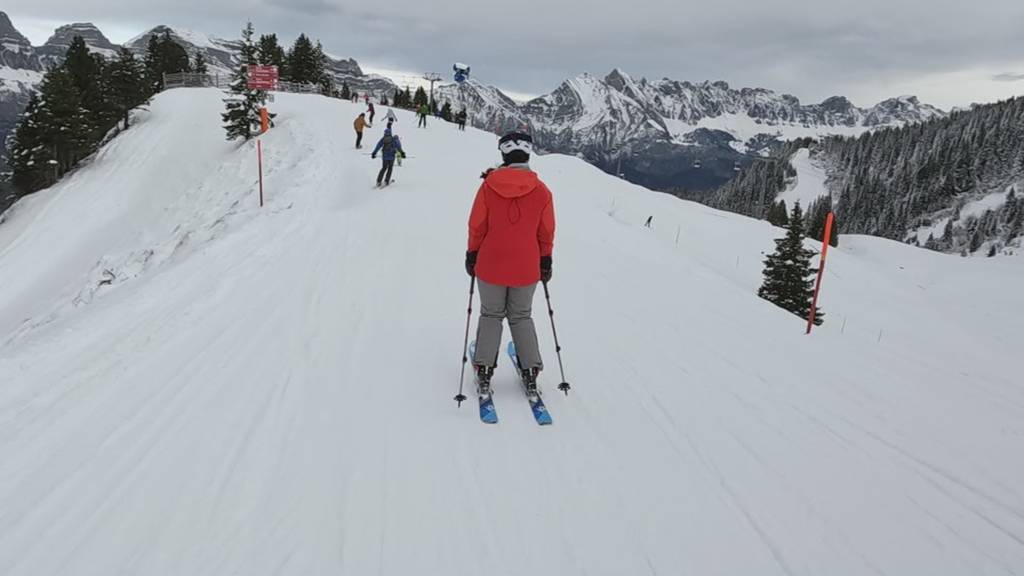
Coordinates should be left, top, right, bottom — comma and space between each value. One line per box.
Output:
1, 12, 945, 195
435, 70, 944, 191
0, 13, 393, 180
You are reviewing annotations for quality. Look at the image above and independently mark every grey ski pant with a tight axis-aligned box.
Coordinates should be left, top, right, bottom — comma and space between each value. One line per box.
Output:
473, 279, 543, 371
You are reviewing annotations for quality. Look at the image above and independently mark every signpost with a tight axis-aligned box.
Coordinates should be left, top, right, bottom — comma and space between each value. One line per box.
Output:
247, 65, 278, 91
248, 66, 277, 208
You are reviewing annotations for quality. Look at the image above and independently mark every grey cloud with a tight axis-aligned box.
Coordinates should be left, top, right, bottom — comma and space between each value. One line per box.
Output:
993, 73, 1024, 82
5, 0, 1024, 107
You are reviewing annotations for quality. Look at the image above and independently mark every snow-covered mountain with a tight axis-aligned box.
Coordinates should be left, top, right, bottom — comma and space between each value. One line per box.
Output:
36, 23, 120, 67
0, 87, 1021, 574
0, 12, 42, 179
436, 69, 944, 192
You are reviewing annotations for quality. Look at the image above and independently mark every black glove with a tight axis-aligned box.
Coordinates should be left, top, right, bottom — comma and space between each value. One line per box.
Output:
371, 153, 377, 159
540, 256, 552, 283
465, 251, 478, 277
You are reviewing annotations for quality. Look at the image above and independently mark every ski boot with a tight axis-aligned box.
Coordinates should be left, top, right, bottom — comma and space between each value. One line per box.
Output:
520, 367, 540, 398
475, 365, 495, 397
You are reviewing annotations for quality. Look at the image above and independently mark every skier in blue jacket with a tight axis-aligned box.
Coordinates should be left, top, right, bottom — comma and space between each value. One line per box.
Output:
371, 130, 406, 187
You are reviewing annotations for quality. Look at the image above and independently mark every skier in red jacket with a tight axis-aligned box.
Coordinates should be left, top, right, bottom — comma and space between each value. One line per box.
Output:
465, 131, 555, 394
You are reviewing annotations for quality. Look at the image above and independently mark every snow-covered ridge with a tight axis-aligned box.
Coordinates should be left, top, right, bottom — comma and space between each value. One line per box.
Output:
435, 68, 944, 192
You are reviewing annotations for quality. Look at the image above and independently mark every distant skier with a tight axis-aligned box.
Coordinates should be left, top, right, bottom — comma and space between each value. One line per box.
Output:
385, 107, 398, 124
465, 131, 555, 394
456, 109, 467, 131
353, 113, 370, 149
417, 103, 430, 128
367, 101, 376, 125
371, 129, 405, 188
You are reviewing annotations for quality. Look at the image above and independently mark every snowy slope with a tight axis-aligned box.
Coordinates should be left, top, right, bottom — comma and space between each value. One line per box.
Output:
0, 89, 1022, 575
777, 148, 831, 209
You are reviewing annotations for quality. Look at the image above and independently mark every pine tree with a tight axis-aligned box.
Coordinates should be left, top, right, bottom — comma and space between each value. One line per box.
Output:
340, 81, 351, 100
143, 34, 162, 94
286, 34, 317, 84
758, 202, 823, 325
160, 31, 191, 75
142, 32, 191, 93
257, 34, 287, 76
440, 101, 453, 121
221, 22, 269, 142
8, 94, 54, 192
107, 48, 148, 130
192, 52, 208, 75
413, 86, 428, 107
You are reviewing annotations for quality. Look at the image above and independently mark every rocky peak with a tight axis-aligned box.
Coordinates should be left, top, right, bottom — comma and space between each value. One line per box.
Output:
37, 22, 120, 67
0, 11, 40, 71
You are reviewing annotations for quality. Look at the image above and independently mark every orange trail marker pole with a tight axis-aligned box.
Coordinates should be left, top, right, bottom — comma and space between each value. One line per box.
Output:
806, 212, 834, 334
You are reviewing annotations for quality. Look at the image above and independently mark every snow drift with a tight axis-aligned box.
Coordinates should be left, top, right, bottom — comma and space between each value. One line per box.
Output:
0, 89, 1022, 575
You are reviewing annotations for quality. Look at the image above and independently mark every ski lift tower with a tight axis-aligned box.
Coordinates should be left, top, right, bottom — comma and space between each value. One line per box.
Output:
423, 72, 442, 108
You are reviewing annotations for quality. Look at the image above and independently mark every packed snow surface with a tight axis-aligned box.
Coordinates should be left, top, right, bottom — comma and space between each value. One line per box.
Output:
777, 148, 832, 209
0, 89, 1022, 575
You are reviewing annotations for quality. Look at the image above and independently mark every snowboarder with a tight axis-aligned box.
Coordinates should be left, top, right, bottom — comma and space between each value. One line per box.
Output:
465, 131, 555, 394
417, 103, 430, 128
367, 101, 376, 125
353, 113, 370, 149
371, 129, 405, 187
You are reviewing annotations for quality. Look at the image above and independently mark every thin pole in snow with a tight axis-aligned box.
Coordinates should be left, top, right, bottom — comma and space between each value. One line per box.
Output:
675, 226, 681, 245
257, 139, 265, 207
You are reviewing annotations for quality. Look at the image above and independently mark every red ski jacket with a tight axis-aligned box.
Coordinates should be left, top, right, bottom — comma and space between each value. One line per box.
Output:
468, 166, 555, 287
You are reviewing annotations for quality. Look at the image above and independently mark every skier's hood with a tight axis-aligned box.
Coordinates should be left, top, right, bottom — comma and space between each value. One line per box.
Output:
484, 166, 540, 199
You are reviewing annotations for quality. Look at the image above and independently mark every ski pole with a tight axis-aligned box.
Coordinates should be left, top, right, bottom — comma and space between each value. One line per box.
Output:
542, 281, 571, 395
454, 275, 476, 407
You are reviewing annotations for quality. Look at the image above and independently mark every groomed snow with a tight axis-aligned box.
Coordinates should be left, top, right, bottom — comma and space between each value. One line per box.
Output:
776, 148, 832, 209
0, 89, 1022, 575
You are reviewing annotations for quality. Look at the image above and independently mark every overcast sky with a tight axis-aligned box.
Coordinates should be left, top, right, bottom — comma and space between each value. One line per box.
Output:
7, 0, 1024, 109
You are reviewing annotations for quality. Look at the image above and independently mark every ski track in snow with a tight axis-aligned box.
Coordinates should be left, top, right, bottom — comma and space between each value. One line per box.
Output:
0, 89, 1022, 575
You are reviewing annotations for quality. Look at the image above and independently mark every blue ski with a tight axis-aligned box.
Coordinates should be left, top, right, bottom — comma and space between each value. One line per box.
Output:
469, 341, 498, 424
507, 341, 553, 425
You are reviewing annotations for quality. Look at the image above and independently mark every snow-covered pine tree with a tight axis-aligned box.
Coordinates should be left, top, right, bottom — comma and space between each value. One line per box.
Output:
107, 48, 149, 130
8, 94, 53, 192
192, 52, 208, 75
758, 202, 823, 325
143, 35, 162, 95
221, 22, 270, 142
